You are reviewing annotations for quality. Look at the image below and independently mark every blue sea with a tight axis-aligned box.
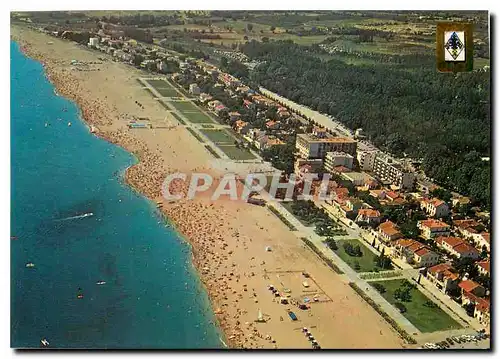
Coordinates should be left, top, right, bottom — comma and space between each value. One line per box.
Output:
10, 40, 223, 349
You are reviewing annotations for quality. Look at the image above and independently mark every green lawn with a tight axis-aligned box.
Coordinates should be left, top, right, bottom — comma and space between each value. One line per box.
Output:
218, 145, 256, 160
145, 79, 170, 88
169, 101, 203, 113
145, 79, 180, 97
333, 239, 379, 273
200, 129, 236, 144
182, 111, 215, 124
370, 279, 462, 333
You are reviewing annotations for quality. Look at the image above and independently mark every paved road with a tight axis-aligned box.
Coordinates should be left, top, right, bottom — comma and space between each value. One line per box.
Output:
259, 87, 377, 152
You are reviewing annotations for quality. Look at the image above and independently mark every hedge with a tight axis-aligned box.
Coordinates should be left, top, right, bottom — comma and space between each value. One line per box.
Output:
300, 237, 344, 275
267, 205, 297, 231
348, 282, 417, 344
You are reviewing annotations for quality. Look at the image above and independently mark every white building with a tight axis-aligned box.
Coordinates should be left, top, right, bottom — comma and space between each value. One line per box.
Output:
88, 37, 99, 48
324, 151, 354, 171
341, 171, 377, 187
189, 83, 201, 95
420, 198, 450, 218
295, 133, 357, 159
357, 150, 377, 171
418, 219, 451, 239
372, 153, 416, 190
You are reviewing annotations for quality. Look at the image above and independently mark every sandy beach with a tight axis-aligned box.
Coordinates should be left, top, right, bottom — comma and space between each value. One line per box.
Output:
11, 25, 406, 349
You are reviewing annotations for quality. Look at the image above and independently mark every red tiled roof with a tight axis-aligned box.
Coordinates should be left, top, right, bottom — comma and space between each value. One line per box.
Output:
437, 236, 464, 247
428, 263, 460, 281
453, 243, 479, 255
475, 298, 490, 313
408, 242, 425, 253
428, 263, 453, 274
459, 280, 482, 293
386, 191, 399, 200
379, 221, 401, 237
393, 238, 416, 248
480, 232, 490, 244
466, 227, 479, 234
477, 260, 490, 274
419, 219, 450, 229
414, 247, 432, 257
453, 219, 480, 229
423, 197, 446, 207
358, 209, 381, 218
265, 120, 277, 128
335, 187, 349, 198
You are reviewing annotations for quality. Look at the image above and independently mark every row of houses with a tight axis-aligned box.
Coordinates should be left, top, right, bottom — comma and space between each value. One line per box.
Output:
424, 262, 490, 327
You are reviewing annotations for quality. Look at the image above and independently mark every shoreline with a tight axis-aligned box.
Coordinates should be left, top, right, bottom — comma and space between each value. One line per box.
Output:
11, 25, 406, 349
11, 36, 231, 348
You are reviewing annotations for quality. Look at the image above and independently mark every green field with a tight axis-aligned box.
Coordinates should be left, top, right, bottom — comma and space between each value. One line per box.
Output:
182, 111, 215, 124
169, 101, 203, 113
145, 79, 180, 97
333, 239, 379, 273
370, 279, 462, 333
218, 145, 256, 160
200, 129, 236, 144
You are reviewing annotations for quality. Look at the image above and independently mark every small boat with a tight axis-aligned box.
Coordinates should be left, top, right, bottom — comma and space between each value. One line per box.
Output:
96, 281, 106, 285
77, 294, 84, 299
256, 309, 265, 323
68, 122, 72, 127
40, 338, 50, 347
45, 123, 48, 127
11, 236, 18, 240
26, 262, 35, 268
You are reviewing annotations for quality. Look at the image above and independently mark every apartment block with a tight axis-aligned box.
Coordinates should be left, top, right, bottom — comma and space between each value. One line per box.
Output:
324, 151, 354, 172
357, 150, 377, 171
372, 154, 416, 190
295, 133, 357, 159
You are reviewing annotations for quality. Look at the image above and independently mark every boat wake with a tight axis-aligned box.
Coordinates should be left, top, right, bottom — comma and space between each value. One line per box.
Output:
219, 337, 228, 348
55, 212, 94, 221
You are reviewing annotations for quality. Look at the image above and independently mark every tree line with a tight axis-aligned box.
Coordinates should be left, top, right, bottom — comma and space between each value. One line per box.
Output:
238, 40, 490, 209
